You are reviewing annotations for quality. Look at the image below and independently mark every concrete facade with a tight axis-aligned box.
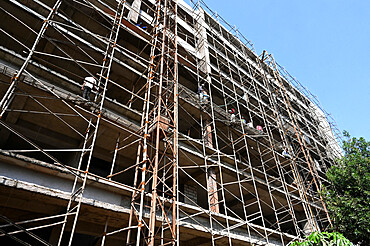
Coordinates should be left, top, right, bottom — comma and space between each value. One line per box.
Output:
0, 0, 341, 245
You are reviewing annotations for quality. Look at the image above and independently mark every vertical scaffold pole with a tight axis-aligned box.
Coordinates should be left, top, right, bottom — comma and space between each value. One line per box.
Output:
0, 0, 62, 118
127, 0, 178, 245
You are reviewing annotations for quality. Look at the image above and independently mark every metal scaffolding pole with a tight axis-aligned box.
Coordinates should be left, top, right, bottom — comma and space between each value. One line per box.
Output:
127, 0, 179, 245
0, 0, 62, 118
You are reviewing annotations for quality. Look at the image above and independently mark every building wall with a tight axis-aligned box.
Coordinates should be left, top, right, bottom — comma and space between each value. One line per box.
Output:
0, 0, 340, 245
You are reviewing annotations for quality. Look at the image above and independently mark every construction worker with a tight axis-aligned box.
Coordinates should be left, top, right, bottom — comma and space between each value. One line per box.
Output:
256, 125, 263, 131
282, 149, 292, 159
81, 76, 98, 101
241, 116, 247, 125
197, 84, 204, 95
202, 89, 209, 103
198, 84, 209, 103
228, 108, 236, 123
243, 92, 248, 102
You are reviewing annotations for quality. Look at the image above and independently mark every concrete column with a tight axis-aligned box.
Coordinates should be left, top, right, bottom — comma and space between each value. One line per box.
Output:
204, 123, 213, 148
204, 120, 219, 213
196, 8, 220, 214
208, 168, 219, 213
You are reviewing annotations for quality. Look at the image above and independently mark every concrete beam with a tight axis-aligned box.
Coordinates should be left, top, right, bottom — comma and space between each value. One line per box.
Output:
0, 152, 293, 245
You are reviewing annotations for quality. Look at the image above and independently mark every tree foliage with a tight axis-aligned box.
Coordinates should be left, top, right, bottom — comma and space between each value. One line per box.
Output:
322, 132, 370, 245
289, 231, 352, 246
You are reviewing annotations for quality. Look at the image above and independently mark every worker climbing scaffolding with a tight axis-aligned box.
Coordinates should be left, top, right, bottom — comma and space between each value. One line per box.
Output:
228, 108, 236, 123
81, 76, 98, 101
197, 83, 209, 104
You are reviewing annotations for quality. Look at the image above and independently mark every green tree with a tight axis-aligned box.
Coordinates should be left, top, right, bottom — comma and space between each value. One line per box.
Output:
289, 231, 352, 246
322, 132, 370, 245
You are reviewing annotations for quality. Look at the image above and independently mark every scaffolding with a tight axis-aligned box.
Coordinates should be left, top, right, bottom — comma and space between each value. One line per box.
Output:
0, 0, 342, 245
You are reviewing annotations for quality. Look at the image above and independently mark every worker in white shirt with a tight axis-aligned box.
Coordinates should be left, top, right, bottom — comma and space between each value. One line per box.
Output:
228, 108, 236, 123
282, 149, 292, 159
81, 76, 98, 101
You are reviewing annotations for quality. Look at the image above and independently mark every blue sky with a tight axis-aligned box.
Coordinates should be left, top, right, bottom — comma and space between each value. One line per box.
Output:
184, 0, 370, 140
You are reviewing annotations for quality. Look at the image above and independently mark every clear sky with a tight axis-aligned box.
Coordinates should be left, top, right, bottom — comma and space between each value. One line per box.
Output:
184, 0, 370, 140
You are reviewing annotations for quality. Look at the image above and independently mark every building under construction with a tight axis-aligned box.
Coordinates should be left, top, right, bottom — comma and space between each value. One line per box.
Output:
0, 0, 343, 245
